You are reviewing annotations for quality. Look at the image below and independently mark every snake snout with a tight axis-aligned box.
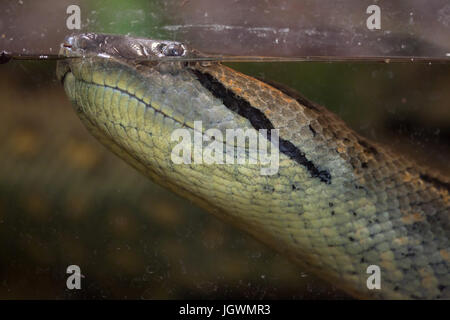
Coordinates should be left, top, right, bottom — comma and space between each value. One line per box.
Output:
56, 59, 72, 84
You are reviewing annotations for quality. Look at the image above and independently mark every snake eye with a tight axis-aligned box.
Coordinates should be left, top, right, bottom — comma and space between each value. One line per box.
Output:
162, 43, 185, 57
77, 35, 91, 49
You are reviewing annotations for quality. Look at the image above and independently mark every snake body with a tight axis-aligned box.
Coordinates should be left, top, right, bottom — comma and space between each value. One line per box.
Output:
57, 33, 449, 299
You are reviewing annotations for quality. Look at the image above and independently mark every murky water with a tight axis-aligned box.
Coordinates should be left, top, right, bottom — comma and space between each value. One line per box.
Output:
0, 56, 448, 298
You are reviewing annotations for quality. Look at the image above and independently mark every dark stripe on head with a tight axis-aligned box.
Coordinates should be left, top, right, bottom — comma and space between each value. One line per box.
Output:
190, 69, 331, 184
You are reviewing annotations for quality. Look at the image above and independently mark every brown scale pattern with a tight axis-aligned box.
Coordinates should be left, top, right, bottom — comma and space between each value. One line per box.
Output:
193, 63, 450, 299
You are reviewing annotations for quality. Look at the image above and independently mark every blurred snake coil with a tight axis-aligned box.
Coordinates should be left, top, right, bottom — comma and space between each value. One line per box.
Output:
56, 33, 449, 299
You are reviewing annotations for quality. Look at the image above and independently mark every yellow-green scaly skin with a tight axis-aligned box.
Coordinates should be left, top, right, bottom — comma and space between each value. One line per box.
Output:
58, 55, 449, 300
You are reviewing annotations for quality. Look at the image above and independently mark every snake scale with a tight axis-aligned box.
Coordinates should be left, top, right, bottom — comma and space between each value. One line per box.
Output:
56, 33, 449, 299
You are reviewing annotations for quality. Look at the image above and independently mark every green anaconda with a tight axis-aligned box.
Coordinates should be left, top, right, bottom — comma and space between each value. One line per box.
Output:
56, 33, 449, 299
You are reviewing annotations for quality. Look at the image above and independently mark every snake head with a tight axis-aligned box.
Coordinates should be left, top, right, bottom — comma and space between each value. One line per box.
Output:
58, 33, 192, 60
56, 33, 201, 82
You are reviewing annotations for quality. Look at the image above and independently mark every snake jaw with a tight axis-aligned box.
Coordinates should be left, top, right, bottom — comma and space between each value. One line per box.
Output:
56, 35, 79, 83
55, 58, 71, 84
